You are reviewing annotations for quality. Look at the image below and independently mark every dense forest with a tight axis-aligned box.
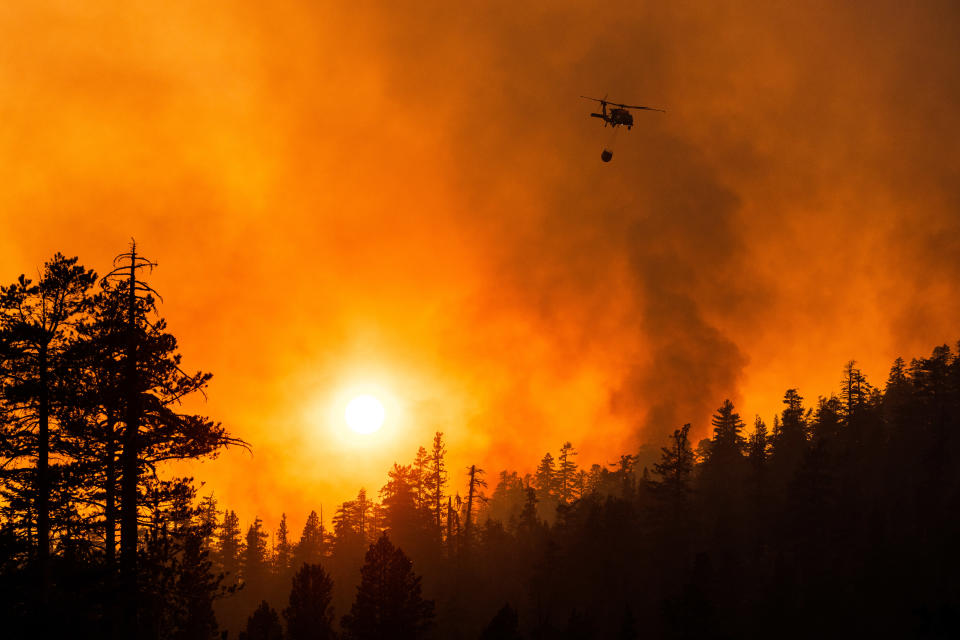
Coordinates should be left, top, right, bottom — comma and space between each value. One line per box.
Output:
2, 251, 959, 639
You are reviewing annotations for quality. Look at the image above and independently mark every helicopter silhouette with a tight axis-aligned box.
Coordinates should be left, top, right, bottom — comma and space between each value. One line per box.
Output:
581, 95, 665, 162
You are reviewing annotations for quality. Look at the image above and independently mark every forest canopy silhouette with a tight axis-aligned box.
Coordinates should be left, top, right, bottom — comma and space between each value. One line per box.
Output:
2, 250, 959, 638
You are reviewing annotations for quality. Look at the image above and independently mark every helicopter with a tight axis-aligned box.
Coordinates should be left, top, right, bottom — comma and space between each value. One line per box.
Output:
581, 95, 665, 161
581, 95, 665, 129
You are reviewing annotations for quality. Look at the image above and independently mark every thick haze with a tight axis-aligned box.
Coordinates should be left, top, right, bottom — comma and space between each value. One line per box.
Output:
2, 1, 959, 528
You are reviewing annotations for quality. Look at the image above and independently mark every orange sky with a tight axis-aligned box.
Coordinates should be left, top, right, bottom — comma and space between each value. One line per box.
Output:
2, 1, 959, 531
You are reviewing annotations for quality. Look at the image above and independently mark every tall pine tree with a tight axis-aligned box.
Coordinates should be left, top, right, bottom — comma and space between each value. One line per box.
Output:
341, 534, 434, 640
283, 562, 336, 640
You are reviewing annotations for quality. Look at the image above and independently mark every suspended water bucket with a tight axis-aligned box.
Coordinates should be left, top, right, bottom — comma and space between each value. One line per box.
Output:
599, 126, 618, 162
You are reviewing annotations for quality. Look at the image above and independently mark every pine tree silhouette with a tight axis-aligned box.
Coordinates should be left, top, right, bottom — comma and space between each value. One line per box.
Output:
650, 424, 694, 511
283, 563, 336, 640
770, 388, 808, 486
274, 513, 293, 578
412, 446, 429, 512
341, 534, 434, 640
488, 471, 525, 526
295, 509, 325, 567
241, 600, 283, 640
0, 253, 95, 614
427, 432, 447, 534
556, 442, 579, 504
217, 509, 244, 586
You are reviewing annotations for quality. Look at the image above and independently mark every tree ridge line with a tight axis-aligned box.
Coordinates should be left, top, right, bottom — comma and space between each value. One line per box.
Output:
2, 248, 959, 638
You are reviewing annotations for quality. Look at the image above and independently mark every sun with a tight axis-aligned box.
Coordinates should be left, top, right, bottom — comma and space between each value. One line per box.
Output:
344, 394, 385, 434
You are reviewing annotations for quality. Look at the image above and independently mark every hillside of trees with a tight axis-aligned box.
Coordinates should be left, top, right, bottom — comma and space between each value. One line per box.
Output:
2, 251, 959, 638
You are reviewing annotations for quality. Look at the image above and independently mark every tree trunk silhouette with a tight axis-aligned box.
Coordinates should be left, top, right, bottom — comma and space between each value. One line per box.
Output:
119, 245, 142, 636
465, 465, 476, 549
104, 414, 118, 566
463, 465, 486, 554
36, 343, 50, 609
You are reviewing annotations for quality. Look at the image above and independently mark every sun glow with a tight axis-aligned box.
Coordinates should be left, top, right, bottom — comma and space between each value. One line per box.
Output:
306, 373, 409, 454
344, 394, 385, 434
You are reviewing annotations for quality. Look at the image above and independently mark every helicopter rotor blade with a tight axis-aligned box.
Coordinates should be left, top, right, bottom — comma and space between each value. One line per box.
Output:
613, 103, 666, 112
582, 96, 665, 112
